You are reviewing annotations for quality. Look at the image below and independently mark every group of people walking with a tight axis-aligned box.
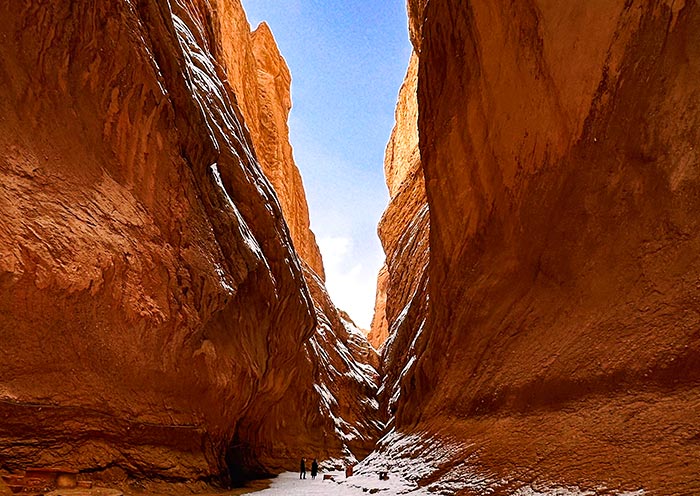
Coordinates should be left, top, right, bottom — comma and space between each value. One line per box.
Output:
299, 457, 319, 479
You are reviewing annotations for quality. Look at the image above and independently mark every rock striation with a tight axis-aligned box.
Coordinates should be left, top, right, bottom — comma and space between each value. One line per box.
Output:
203, 13, 381, 467
0, 0, 377, 483
374, 0, 700, 494
213, 11, 380, 471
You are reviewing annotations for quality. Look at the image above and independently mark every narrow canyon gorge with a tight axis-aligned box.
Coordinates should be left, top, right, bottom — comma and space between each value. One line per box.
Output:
1, 1, 699, 495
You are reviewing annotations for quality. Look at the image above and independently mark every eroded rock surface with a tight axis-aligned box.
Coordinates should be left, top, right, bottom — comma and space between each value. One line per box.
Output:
0, 0, 377, 482
214, 13, 380, 471
368, 52, 429, 424
376, 1, 700, 494
216, 12, 325, 279
367, 264, 389, 350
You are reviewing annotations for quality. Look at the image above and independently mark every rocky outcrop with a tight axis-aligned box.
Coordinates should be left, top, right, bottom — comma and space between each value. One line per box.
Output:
406, 0, 427, 52
368, 52, 429, 424
228, 261, 381, 474
375, 1, 700, 494
214, 5, 325, 280
367, 264, 389, 349
0, 0, 376, 483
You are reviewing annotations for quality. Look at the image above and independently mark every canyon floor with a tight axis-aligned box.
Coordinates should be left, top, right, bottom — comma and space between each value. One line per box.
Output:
215, 471, 431, 496
104, 471, 430, 496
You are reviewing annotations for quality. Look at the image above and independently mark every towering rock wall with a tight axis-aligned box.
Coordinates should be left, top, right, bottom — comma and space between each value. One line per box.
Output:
376, 0, 700, 493
250, 23, 326, 281
0, 0, 376, 482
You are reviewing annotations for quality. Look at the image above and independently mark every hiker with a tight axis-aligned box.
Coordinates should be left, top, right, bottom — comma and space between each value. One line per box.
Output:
311, 458, 318, 480
299, 457, 306, 479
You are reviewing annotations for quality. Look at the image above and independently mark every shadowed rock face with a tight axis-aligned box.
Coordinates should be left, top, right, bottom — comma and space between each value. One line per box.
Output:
227, 260, 381, 475
0, 0, 377, 482
376, 0, 700, 493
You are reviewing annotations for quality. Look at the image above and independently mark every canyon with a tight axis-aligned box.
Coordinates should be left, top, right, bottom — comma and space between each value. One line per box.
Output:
1, 0, 699, 495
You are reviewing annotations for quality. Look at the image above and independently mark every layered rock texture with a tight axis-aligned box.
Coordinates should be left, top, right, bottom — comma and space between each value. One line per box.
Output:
368, 52, 429, 424
0, 0, 377, 483
216, 9, 381, 469
374, 0, 700, 494
219, 14, 325, 279
367, 264, 389, 349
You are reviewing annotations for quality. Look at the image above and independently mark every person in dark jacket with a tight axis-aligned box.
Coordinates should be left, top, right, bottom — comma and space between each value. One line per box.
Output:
299, 457, 306, 479
311, 458, 319, 479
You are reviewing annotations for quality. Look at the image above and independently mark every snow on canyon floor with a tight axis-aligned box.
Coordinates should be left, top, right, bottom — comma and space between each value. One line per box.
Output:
239, 471, 431, 496
234, 472, 647, 496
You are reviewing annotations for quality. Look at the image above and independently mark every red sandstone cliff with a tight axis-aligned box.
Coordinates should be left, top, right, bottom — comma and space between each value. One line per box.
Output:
214, 9, 325, 280
374, 1, 700, 494
368, 52, 429, 424
0, 0, 376, 482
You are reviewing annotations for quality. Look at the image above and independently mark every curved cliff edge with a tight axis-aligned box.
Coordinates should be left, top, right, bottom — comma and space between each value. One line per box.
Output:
368, 1, 700, 494
0, 0, 379, 483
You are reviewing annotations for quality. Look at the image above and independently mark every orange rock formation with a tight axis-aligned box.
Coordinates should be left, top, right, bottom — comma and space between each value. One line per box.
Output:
368, 52, 429, 423
215, 8, 325, 279
250, 24, 325, 280
376, 1, 700, 493
369, 52, 426, 350
367, 264, 389, 349
0, 0, 377, 482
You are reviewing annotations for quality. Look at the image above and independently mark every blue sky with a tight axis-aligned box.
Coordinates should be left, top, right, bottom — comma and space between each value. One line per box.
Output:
241, 0, 412, 329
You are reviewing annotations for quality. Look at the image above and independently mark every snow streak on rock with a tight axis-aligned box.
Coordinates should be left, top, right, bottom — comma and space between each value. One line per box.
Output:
304, 267, 383, 460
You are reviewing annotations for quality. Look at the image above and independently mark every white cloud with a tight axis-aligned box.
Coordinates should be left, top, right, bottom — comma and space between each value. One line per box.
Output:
318, 235, 383, 330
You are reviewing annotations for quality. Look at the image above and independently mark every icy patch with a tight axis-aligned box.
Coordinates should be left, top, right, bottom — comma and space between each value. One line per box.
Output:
349, 430, 644, 496
246, 471, 428, 495
214, 263, 235, 294
512, 487, 596, 496
248, 471, 646, 496
347, 429, 485, 495
245, 461, 645, 496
